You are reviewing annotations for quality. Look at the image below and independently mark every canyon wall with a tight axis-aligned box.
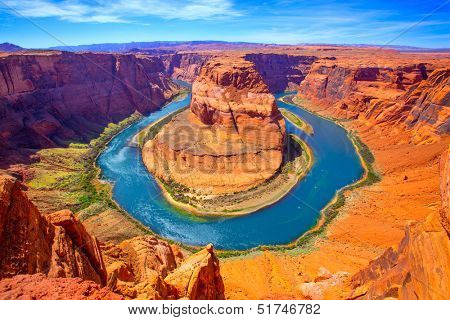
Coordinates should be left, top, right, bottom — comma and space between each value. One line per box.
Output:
349, 148, 450, 299
159, 52, 213, 83
297, 59, 449, 142
0, 51, 180, 156
245, 53, 317, 92
159, 52, 317, 93
143, 56, 286, 194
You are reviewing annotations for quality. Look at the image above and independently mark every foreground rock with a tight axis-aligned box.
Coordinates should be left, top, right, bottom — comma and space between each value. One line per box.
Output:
103, 238, 225, 300
0, 274, 122, 300
349, 147, 450, 299
165, 244, 225, 299
143, 56, 285, 195
0, 173, 107, 284
102, 236, 179, 299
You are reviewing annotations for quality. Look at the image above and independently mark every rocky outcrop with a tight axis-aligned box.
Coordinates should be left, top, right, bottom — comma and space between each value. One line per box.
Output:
349, 148, 450, 299
0, 274, 122, 300
143, 56, 286, 194
0, 51, 179, 158
102, 236, 178, 299
103, 238, 224, 300
404, 68, 450, 138
297, 60, 449, 142
160, 52, 213, 82
0, 173, 106, 285
245, 53, 317, 92
165, 244, 225, 300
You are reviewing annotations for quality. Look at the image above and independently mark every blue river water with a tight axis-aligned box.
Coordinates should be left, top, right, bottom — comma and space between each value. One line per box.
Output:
97, 92, 364, 250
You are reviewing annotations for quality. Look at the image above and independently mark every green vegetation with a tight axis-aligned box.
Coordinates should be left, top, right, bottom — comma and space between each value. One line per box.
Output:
280, 108, 314, 135
27, 113, 142, 220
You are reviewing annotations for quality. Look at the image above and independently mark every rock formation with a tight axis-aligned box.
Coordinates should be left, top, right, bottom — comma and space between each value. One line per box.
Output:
0, 173, 106, 285
102, 238, 225, 300
297, 59, 449, 142
0, 51, 180, 162
159, 52, 317, 92
349, 147, 450, 299
143, 56, 286, 194
102, 236, 179, 299
165, 244, 225, 300
160, 52, 213, 82
245, 53, 317, 92
0, 171, 226, 300
0, 274, 122, 300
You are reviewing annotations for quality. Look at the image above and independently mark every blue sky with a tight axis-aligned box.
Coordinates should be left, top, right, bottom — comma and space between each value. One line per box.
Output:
0, 0, 449, 48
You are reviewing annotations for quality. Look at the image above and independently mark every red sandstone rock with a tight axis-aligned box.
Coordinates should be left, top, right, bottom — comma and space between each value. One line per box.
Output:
349, 148, 450, 299
0, 51, 180, 159
297, 59, 449, 142
0, 274, 122, 300
103, 238, 224, 300
143, 56, 286, 194
165, 244, 225, 300
0, 173, 106, 285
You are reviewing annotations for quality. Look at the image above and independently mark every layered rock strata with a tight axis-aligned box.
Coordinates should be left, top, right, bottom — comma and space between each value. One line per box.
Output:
159, 52, 317, 92
0, 51, 179, 158
297, 60, 449, 142
143, 57, 285, 194
102, 239, 225, 300
245, 53, 317, 92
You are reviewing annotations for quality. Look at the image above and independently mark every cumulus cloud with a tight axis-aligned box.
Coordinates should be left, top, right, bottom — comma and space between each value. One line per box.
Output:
2, 0, 241, 23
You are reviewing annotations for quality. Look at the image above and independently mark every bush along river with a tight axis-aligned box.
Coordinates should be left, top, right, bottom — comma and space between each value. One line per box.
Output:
97, 92, 364, 250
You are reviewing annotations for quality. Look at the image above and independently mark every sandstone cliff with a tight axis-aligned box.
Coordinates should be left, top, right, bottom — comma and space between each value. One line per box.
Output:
159, 52, 317, 93
245, 53, 317, 92
0, 173, 107, 285
0, 51, 180, 161
349, 148, 450, 299
297, 59, 449, 142
160, 52, 213, 83
165, 244, 225, 300
143, 56, 286, 194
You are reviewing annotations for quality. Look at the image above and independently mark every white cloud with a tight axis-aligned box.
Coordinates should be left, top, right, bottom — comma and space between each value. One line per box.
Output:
2, 0, 241, 23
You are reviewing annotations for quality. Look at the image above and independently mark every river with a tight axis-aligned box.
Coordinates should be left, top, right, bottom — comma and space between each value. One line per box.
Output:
97, 92, 364, 250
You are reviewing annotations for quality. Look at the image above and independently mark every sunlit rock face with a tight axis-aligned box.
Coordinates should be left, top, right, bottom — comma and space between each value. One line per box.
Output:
143, 56, 286, 195
297, 59, 449, 143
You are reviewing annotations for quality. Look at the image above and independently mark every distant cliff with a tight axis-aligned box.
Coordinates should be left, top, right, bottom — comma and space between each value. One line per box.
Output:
245, 53, 317, 92
159, 52, 317, 93
297, 59, 449, 142
0, 51, 180, 155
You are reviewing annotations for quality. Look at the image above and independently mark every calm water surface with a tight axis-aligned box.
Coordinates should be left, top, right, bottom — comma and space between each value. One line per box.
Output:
97, 92, 363, 250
